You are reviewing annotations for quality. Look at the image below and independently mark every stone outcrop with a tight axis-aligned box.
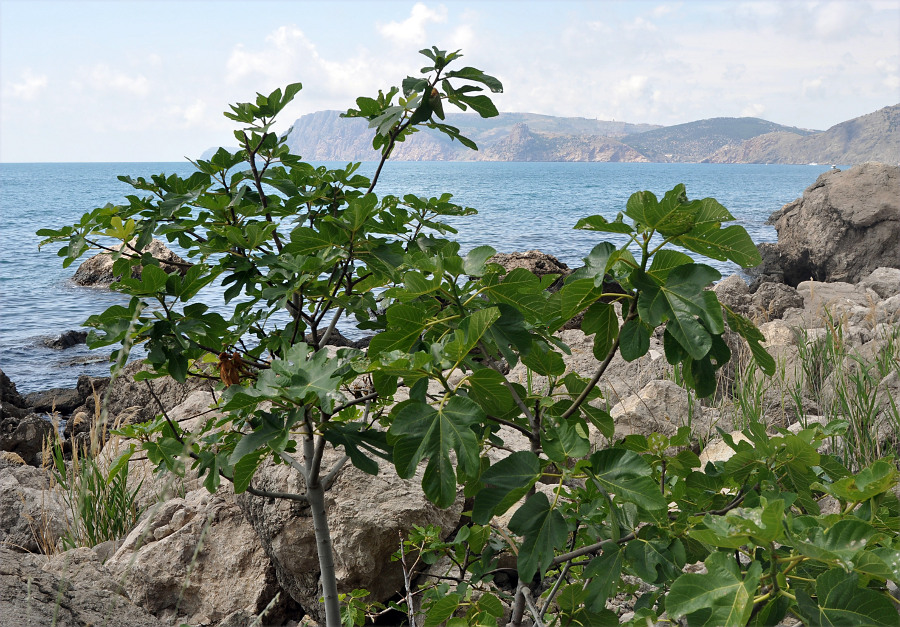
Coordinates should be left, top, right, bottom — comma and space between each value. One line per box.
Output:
0, 413, 54, 466
489, 249, 571, 281
752, 163, 900, 286
238, 450, 465, 623
43, 330, 88, 350
0, 546, 165, 627
105, 488, 289, 626
0, 460, 70, 552
72, 238, 190, 287
0, 368, 29, 421
69, 360, 214, 436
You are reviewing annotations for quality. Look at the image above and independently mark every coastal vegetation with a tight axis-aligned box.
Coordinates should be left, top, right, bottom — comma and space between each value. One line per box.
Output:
32, 47, 900, 626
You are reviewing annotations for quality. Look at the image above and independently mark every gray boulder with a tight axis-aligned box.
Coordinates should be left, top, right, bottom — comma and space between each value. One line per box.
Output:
0, 368, 29, 420
489, 250, 571, 285
43, 330, 88, 350
24, 386, 85, 414
106, 488, 288, 626
0, 546, 165, 627
0, 459, 70, 552
70, 360, 213, 432
753, 163, 899, 286
238, 449, 464, 623
859, 267, 900, 300
0, 413, 54, 466
72, 238, 190, 287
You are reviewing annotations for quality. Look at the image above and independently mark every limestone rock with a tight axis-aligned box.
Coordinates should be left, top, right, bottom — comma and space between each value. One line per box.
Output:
488, 250, 571, 285
72, 238, 190, 287
698, 432, 751, 467
24, 386, 85, 414
0, 546, 164, 627
859, 267, 900, 300
43, 330, 88, 350
605, 380, 710, 441
0, 461, 70, 552
106, 488, 285, 626
796, 280, 880, 317
749, 282, 804, 321
0, 413, 54, 466
0, 368, 28, 410
238, 449, 464, 623
70, 359, 213, 432
753, 163, 900, 286
713, 274, 750, 314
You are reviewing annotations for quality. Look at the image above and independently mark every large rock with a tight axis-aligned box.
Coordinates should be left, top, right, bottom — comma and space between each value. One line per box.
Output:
24, 386, 85, 414
0, 413, 55, 466
604, 379, 717, 442
238, 449, 465, 623
106, 488, 288, 626
0, 546, 165, 627
0, 459, 70, 552
69, 360, 213, 437
1, 369, 30, 421
753, 163, 900, 286
859, 267, 900, 300
489, 250, 571, 284
72, 238, 191, 287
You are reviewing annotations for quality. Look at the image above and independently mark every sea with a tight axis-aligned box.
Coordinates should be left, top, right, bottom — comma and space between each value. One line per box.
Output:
0, 161, 843, 394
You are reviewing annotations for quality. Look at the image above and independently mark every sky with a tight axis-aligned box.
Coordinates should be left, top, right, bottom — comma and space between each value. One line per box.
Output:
1, 0, 898, 162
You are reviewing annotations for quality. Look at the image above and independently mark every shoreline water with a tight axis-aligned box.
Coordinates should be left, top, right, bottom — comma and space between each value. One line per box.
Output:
0, 161, 846, 394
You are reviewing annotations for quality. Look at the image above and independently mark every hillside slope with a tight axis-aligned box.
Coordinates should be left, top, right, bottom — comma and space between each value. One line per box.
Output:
705, 105, 900, 164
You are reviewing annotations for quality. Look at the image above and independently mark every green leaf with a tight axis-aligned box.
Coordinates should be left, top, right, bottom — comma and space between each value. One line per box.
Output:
558, 278, 604, 320
795, 568, 898, 627
368, 303, 428, 357
676, 224, 762, 268
445, 66, 504, 93
582, 301, 619, 360
389, 396, 483, 508
632, 263, 722, 360
667, 552, 763, 626
521, 340, 566, 376
423, 594, 461, 627
583, 544, 624, 611
508, 492, 568, 583
232, 450, 265, 494
463, 245, 496, 276
724, 307, 775, 375
823, 459, 898, 502
573, 214, 634, 234
588, 449, 666, 511
465, 368, 516, 416
471, 451, 541, 524
542, 420, 590, 464
619, 318, 650, 362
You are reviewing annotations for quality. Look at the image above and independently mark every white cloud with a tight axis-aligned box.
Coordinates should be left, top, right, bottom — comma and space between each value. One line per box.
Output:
741, 103, 766, 118
81, 64, 150, 97
802, 76, 826, 98
377, 3, 447, 46
875, 57, 900, 90
10, 69, 48, 100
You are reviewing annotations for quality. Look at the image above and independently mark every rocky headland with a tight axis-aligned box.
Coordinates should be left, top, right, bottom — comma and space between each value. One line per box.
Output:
1, 163, 898, 626
273, 104, 900, 164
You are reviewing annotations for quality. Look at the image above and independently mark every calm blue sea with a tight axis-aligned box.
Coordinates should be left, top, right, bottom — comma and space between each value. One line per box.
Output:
0, 161, 840, 393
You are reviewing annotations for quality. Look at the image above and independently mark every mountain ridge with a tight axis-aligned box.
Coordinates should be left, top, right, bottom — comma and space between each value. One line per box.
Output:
202, 104, 899, 165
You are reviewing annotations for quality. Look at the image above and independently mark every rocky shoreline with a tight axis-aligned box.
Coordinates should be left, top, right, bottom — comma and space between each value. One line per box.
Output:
1, 163, 898, 626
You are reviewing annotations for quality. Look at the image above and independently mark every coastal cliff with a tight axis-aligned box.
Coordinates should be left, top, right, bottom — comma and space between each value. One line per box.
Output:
273, 104, 899, 164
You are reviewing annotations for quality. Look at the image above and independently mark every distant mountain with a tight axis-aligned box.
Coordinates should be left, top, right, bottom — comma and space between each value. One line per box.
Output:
284, 111, 659, 162
200, 105, 895, 165
704, 105, 900, 164
619, 117, 816, 162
